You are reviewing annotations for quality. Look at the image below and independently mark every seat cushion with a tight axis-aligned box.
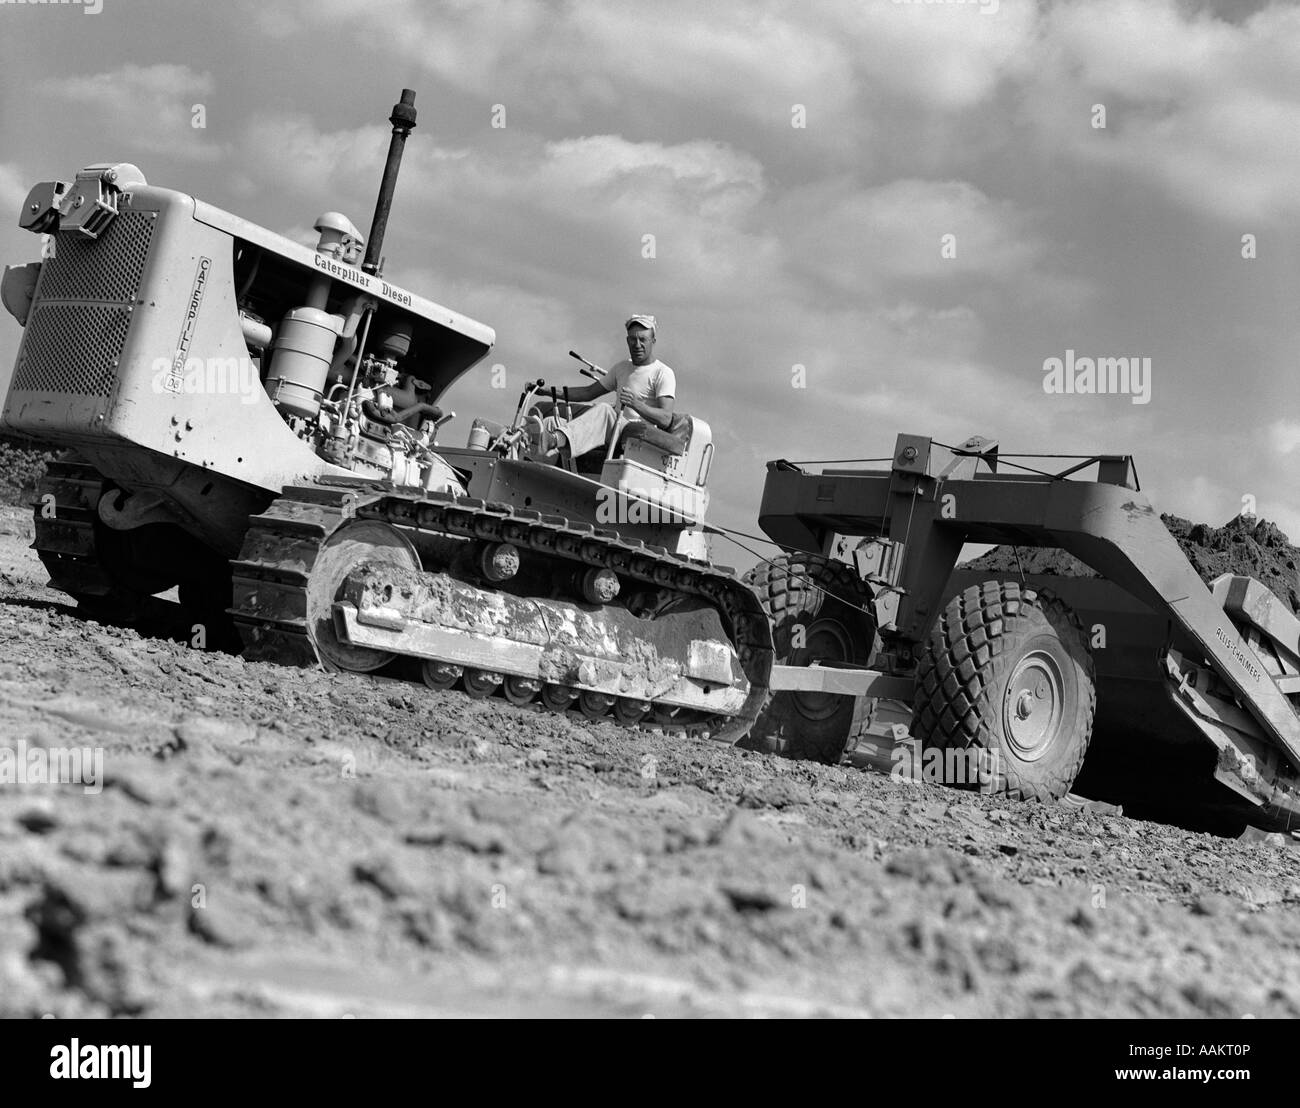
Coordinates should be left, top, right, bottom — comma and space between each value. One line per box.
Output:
619, 413, 690, 456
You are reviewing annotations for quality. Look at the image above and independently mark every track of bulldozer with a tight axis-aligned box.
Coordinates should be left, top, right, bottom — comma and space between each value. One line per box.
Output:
229, 482, 773, 743
31, 457, 122, 601
32, 456, 239, 647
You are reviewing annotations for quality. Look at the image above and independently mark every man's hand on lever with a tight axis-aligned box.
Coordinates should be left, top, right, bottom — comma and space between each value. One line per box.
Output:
617, 387, 673, 429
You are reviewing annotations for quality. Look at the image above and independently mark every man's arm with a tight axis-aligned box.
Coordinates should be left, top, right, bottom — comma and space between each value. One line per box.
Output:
618, 392, 675, 429
562, 380, 612, 403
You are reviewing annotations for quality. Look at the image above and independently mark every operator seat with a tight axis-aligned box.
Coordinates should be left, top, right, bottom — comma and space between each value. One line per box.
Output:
611, 412, 692, 458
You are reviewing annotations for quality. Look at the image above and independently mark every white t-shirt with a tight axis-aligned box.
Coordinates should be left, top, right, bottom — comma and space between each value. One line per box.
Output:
604, 358, 676, 418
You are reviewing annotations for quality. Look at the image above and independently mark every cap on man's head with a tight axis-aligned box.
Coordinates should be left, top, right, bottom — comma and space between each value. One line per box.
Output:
625, 314, 657, 335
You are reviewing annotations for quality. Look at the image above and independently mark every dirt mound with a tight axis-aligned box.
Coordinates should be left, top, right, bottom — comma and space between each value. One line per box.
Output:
961, 545, 1096, 578
963, 513, 1300, 614
1163, 514, 1300, 614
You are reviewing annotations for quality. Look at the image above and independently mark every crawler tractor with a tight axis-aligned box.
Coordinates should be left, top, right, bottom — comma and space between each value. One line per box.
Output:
0, 91, 771, 740
10, 91, 1298, 832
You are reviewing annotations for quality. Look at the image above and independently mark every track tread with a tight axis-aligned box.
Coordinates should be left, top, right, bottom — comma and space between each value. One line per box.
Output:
30, 454, 118, 599
229, 484, 772, 743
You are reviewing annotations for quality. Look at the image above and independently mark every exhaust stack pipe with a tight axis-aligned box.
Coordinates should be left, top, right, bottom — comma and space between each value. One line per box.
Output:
363, 89, 418, 276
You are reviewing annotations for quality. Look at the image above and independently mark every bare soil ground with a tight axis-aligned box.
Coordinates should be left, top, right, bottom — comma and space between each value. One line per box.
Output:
2, 504, 1300, 1018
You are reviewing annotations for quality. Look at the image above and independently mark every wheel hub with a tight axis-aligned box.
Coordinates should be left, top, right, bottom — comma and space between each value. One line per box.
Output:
791, 618, 855, 722
1003, 650, 1064, 761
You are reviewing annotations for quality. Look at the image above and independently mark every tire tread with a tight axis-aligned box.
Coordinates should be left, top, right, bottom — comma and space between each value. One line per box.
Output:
911, 579, 1096, 801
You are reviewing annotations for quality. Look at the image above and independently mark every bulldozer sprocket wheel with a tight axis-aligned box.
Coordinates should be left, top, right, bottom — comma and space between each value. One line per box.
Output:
911, 579, 1095, 802
303, 520, 421, 673
738, 553, 875, 763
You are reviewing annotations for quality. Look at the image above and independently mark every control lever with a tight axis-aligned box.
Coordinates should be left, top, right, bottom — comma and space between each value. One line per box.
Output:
569, 350, 607, 380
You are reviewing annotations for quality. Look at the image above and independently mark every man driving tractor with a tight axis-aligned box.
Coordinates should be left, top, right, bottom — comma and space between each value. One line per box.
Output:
529, 314, 676, 463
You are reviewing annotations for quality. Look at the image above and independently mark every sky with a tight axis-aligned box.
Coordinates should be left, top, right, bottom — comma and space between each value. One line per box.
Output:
1, 0, 1298, 568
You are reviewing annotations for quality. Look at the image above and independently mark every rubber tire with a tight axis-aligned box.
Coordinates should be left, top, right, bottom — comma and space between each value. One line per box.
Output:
912, 580, 1095, 801
738, 553, 875, 762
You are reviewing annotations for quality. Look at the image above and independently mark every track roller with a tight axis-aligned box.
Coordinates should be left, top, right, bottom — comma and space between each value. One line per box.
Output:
502, 675, 542, 706
579, 691, 616, 719
463, 668, 504, 698
541, 684, 579, 711
479, 542, 520, 582
614, 698, 652, 725
422, 660, 462, 690
581, 567, 620, 603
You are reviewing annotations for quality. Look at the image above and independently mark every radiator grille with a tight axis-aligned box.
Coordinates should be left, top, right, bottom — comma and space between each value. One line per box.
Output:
35, 211, 154, 303
11, 304, 132, 398
10, 209, 154, 400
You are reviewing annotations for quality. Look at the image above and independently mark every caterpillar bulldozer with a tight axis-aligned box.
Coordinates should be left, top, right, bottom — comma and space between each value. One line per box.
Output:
7, 88, 1299, 833
0, 90, 772, 741
744, 435, 1300, 832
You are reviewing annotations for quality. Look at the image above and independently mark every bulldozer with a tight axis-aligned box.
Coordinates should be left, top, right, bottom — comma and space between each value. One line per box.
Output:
0, 90, 772, 741
8, 89, 1299, 834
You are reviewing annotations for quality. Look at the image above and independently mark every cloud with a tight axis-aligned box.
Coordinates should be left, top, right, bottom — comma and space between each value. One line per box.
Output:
37, 64, 222, 162
1269, 420, 1300, 456
819, 0, 1036, 111
239, 114, 389, 199
562, 1, 859, 119
244, 0, 1300, 231
254, 0, 1038, 137
248, 0, 1300, 229
0, 164, 31, 220
256, 0, 857, 126
1017, 0, 1300, 222
235, 114, 777, 308
1172, 472, 1238, 526
777, 177, 1044, 299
